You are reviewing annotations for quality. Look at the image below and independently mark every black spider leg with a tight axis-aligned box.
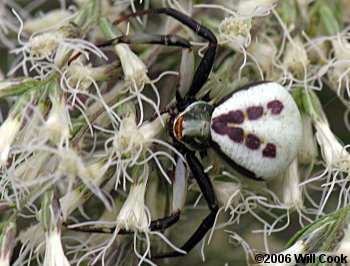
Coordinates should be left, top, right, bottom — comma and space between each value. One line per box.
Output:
113, 8, 217, 106
153, 146, 218, 258
68, 33, 192, 64
97, 34, 192, 49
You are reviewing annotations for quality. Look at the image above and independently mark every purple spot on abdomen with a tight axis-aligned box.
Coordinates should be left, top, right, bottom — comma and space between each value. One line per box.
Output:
212, 118, 244, 143
267, 100, 284, 114
227, 110, 244, 124
245, 134, 261, 150
263, 143, 276, 158
228, 127, 244, 143
211, 120, 227, 135
213, 110, 244, 125
247, 106, 263, 120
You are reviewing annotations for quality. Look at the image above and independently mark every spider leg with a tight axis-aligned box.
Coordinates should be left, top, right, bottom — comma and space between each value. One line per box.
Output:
62, 222, 118, 234
176, 45, 194, 102
154, 150, 218, 258
97, 34, 191, 49
68, 33, 191, 64
113, 8, 218, 100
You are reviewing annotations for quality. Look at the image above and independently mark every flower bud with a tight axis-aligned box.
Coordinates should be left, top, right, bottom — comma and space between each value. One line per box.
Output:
0, 116, 21, 166
117, 181, 150, 232
314, 119, 349, 168
40, 191, 70, 266
115, 44, 150, 91
282, 159, 303, 210
298, 113, 318, 164
45, 97, 70, 143
24, 10, 72, 33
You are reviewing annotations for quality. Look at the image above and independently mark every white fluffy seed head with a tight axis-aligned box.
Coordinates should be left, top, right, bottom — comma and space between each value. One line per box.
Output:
328, 37, 350, 89
140, 115, 167, 140
13, 150, 50, 182
283, 38, 309, 78
113, 116, 144, 156
17, 225, 45, 262
65, 61, 93, 91
59, 161, 107, 220
307, 40, 328, 64
219, 16, 252, 49
29, 32, 65, 59
113, 115, 165, 157
117, 182, 149, 232
248, 38, 278, 78
332, 37, 350, 62
57, 148, 87, 180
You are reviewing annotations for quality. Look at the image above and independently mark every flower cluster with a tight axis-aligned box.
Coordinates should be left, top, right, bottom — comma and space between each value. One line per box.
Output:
0, 0, 349, 266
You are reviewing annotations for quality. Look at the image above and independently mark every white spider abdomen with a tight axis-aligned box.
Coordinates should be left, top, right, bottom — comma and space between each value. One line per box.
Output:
211, 82, 302, 180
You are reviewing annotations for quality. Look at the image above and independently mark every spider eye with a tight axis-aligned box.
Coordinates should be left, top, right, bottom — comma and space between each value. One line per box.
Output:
174, 116, 184, 141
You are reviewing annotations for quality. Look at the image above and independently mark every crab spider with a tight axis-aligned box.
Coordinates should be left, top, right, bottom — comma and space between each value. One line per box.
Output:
67, 7, 302, 260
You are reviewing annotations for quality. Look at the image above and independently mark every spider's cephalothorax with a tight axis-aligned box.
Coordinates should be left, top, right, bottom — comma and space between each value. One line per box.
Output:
173, 101, 213, 151
174, 82, 303, 181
